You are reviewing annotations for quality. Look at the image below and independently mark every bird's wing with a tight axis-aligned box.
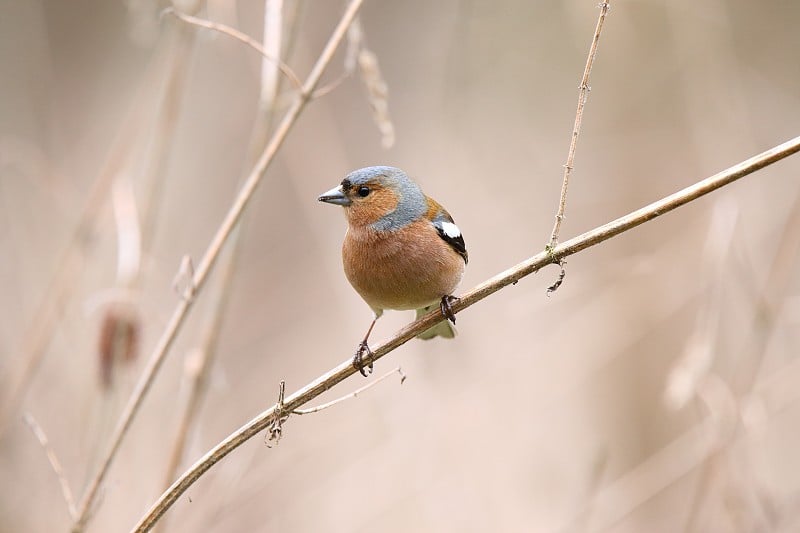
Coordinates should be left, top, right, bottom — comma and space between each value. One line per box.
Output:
429, 205, 468, 264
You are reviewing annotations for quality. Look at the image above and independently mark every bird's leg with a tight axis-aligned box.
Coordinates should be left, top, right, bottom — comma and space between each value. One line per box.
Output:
353, 315, 378, 377
353, 341, 373, 377
440, 295, 459, 325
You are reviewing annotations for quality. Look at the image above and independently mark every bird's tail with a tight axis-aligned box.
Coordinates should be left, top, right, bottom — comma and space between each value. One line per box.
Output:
415, 305, 456, 340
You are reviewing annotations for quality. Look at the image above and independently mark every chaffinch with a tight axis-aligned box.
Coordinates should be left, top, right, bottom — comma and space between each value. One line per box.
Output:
318, 166, 468, 376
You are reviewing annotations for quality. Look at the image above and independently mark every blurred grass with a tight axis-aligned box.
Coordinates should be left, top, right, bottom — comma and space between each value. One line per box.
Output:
2, 1, 800, 532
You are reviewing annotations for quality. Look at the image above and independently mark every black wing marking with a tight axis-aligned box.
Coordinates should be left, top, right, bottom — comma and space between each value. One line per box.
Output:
433, 215, 468, 265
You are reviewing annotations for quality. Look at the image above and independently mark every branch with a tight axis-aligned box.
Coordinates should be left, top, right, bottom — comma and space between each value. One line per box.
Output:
130, 136, 800, 533
548, 1, 611, 249
71, 1, 366, 530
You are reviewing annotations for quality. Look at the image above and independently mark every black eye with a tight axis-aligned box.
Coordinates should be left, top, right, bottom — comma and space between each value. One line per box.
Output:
357, 186, 370, 197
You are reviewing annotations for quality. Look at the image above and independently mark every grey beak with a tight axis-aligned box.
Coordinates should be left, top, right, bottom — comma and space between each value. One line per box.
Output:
318, 185, 351, 206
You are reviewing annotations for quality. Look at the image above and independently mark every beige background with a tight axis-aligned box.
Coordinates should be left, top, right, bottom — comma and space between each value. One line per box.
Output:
3, 0, 800, 531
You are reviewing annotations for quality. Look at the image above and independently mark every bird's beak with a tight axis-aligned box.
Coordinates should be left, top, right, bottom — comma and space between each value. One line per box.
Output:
317, 185, 351, 206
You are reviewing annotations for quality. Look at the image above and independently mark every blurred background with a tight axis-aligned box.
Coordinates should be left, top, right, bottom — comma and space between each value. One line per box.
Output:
3, 0, 800, 531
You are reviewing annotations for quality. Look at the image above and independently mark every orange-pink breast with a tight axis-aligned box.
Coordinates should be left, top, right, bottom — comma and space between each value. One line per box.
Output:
342, 219, 465, 312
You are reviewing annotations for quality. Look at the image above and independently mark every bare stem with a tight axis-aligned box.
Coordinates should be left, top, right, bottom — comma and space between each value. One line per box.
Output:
23, 413, 78, 520
130, 135, 800, 533
71, 1, 366, 530
548, 1, 611, 249
293, 367, 406, 415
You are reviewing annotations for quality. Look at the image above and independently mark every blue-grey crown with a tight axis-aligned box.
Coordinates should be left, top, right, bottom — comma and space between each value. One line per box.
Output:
343, 166, 426, 231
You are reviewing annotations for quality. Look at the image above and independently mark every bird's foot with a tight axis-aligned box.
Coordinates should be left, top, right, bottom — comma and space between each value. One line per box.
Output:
440, 295, 460, 325
353, 341, 374, 377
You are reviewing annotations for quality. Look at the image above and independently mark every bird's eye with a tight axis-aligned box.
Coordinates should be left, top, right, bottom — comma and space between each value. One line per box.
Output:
357, 186, 370, 197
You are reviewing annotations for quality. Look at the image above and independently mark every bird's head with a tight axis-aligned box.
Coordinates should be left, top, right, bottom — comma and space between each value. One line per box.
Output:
318, 166, 426, 230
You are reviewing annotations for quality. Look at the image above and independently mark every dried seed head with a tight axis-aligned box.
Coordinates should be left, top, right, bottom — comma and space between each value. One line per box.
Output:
357, 49, 395, 149
98, 305, 141, 389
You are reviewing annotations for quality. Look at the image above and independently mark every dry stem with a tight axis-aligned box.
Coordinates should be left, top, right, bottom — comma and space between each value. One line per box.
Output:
23, 413, 78, 520
548, 1, 611, 249
71, 1, 366, 530
130, 135, 800, 533
293, 367, 406, 415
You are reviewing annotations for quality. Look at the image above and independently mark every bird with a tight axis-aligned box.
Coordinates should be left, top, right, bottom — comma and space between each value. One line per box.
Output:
318, 166, 468, 376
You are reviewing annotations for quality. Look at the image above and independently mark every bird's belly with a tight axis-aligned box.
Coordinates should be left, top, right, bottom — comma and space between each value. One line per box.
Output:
343, 230, 464, 312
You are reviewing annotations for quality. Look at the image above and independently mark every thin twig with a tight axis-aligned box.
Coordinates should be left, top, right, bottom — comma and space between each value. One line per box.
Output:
130, 135, 800, 533
294, 367, 406, 415
163, 8, 303, 91
71, 2, 366, 531
23, 413, 78, 520
310, 71, 350, 99
548, 1, 611, 250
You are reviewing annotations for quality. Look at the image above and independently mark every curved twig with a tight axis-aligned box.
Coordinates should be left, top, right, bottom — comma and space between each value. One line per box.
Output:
293, 367, 406, 415
162, 8, 303, 91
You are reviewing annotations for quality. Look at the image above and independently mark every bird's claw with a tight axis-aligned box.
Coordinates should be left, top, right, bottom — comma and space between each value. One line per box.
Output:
353, 341, 374, 377
440, 295, 459, 325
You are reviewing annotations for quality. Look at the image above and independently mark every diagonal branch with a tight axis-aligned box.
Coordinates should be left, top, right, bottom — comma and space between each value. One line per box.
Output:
131, 135, 800, 533
71, 1, 366, 530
